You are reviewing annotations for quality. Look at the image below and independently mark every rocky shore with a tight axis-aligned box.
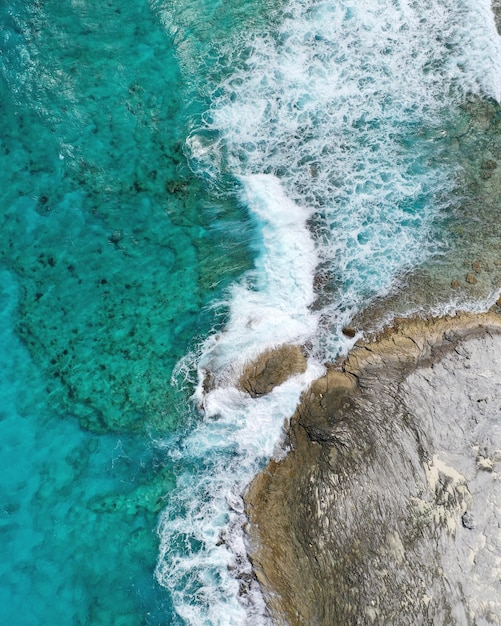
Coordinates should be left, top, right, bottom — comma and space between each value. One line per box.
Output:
243, 309, 501, 625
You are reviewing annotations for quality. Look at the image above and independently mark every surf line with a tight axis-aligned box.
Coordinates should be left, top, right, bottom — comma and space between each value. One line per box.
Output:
155, 174, 325, 625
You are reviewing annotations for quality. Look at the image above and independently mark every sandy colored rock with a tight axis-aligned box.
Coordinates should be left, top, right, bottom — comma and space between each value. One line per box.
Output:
245, 310, 501, 625
238, 344, 307, 398
466, 272, 478, 284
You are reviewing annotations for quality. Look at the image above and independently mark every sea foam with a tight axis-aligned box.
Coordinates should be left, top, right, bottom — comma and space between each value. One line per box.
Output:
155, 172, 324, 624
195, 174, 320, 392
187, 0, 501, 358
156, 1, 501, 623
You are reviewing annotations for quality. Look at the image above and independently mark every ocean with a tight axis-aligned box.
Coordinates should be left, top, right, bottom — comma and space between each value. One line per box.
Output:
1, 0, 501, 624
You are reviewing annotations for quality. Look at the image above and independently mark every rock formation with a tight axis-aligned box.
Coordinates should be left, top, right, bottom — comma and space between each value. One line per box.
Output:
238, 344, 307, 398
245, 310, 501, 625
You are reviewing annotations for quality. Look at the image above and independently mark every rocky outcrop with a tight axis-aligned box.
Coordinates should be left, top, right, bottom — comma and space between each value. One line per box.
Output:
238, 344, 307, 397
245, 310, 501, 625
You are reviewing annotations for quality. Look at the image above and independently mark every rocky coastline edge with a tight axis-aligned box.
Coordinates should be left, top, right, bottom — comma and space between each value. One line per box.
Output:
243, 308, 501, 625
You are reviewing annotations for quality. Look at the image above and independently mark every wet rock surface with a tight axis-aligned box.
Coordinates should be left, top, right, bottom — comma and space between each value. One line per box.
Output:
245, 310, 501, 625
494, 0, 501, 34
238, 344, 307, 398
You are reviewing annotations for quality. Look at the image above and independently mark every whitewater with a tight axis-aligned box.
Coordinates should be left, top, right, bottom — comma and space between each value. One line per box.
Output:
153, 0, 501, 624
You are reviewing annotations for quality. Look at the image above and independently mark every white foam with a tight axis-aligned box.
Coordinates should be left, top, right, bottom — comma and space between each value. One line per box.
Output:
156, 174, 324, 624
186, 0, 501, 358
155, 1, 501, 623
459, 0, 501, 101
156, 358, 324, 625
195, 174, 319, 394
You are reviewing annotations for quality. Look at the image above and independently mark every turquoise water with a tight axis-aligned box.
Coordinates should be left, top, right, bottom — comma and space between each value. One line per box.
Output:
0, 268, 173, 623
3, 0, 501, 624
0, 0, 253, 623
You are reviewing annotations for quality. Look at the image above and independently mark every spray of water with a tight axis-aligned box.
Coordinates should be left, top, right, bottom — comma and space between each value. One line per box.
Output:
155, 1, 501, 623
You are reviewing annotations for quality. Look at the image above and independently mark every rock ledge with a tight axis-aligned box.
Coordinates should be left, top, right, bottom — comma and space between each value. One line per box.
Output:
245, 310, 501, 625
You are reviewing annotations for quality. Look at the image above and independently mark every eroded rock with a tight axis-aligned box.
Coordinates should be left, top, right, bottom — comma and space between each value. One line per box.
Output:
245, 310, 501, 625
238, 344, 307, 398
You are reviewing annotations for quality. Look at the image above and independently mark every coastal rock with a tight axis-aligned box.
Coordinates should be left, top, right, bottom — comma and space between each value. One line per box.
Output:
238, 344, 307, 397
341, 326, 356, 338
245, 310, 501, 625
